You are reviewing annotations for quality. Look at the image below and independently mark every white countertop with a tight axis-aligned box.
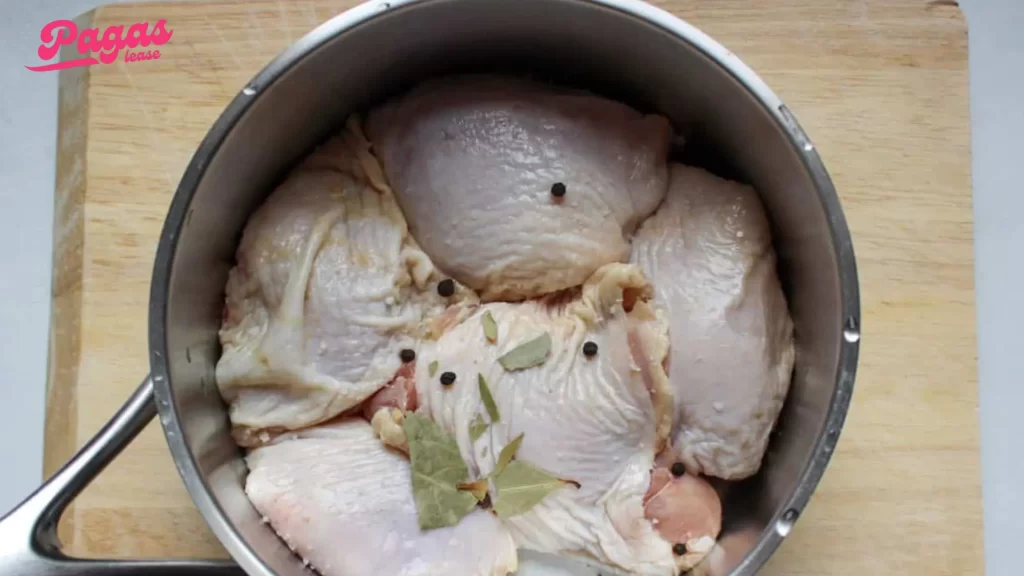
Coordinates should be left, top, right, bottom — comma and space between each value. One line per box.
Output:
0, 0, 1019, 573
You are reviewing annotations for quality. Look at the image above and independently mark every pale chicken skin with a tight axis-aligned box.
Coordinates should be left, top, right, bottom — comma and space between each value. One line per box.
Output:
224, 82, 792, 576
366, 75, 672, 302
216, 119, 472, 445
415, 263, 696, 576
245, 419, 519, 576
631, 165, 795, 480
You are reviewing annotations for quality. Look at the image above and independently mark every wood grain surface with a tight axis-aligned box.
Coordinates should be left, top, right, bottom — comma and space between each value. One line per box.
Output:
46, 0, 980, 573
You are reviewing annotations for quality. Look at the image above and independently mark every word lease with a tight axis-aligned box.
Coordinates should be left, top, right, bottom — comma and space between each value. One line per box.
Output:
26, 19, 173, 72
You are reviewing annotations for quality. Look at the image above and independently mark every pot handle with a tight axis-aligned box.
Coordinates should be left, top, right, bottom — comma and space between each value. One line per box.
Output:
0, 375, 243, 575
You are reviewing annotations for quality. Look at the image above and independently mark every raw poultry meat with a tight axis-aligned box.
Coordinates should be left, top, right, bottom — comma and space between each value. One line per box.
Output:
414, 263, 718, 575
366, 75, 672, 302
630, 165, 795, 480
643, 467, 722, 571
222, 79, 795, 576
216, 119, 473, 446
245, 418, 519, 576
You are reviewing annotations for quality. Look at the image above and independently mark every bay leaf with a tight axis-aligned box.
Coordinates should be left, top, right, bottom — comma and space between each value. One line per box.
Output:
456, 478, 490, 502
493, 433, 523, 477
428, 360, 439, 378
469, 414, 489, 442
478, 374, 501, 423
498, 333, 552, 371
403, 412, 478, 530
492, 459, 579, 518
482, 311, 498, 344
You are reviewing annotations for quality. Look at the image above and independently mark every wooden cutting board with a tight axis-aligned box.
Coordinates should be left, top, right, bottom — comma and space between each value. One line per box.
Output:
45, 0, 980, 573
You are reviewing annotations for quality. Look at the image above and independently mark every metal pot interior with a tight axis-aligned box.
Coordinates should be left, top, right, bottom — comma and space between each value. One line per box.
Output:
149, 0, 859, 574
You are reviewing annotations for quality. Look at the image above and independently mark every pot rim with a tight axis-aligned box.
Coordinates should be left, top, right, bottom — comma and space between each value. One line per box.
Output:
148, 1, 860, 574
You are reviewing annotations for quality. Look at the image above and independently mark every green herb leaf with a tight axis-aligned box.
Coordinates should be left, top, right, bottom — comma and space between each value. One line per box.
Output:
456, 478, 490, 502
492, 460, 579, 518
403, 412, 478, 530
493, 433, 523, 478
478, 374, 501, 423
498, 333, 552, 371
469, 414, 489, 442
428, 360, 439, 378
482, 311, 498, 344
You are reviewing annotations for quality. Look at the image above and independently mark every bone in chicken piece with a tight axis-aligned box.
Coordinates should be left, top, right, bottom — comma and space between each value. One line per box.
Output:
216, 119, 473, 445
367, 75, 672, 301
416, 263, 694, 576
643, 466, 722, 572
245, 419, 519, 576
631, 165, 795, 480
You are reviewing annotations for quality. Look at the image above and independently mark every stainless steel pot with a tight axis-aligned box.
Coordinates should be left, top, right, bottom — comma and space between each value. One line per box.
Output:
0, 0, 860, 574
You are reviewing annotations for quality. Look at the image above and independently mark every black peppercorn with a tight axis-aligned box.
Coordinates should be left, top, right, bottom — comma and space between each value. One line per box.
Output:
671, 462, 686, 477
400, 349, 416, 363
440, 371, 457, 386
437, 279, 455, 297
673, 543, 687, 556
551, 182, 567, 197
582, 341, 598, 357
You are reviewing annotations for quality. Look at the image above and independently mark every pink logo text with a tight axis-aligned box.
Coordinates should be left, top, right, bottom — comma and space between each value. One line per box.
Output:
26, 19, 173, 72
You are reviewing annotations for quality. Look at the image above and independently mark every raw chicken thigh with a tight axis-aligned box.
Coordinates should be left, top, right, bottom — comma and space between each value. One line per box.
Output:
221, 77, 795, 576
366, 76, 672, 301
246, 419, 519, 576
216, 119, 470, 445
414, 264, 717, 575
643, 466, 722, 571
631, 165, 795, 480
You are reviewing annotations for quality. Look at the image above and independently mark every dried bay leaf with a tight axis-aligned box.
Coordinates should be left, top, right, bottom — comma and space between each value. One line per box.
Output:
492, 460, 579, 518
456, 479, 490, 502
428, 360, 439, 377
478, 374, 501, 423
403, 412, 478, 530
469, 414, 489, 442
459, 433, 526, 507
493, 433, 524, 478
482, 311, 498, 344
498, 333, 552, 371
